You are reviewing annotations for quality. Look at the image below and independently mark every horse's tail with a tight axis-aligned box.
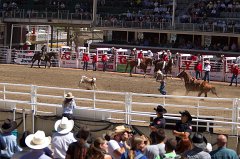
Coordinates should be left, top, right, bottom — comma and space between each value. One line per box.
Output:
125, 61, 129, 72
211, 87, 218, 97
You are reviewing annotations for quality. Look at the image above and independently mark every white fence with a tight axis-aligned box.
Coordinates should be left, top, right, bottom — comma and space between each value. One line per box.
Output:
0, 83, 239, 135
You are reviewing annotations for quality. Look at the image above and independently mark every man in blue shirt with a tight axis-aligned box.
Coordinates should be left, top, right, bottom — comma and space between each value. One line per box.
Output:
210, 134, 238, 159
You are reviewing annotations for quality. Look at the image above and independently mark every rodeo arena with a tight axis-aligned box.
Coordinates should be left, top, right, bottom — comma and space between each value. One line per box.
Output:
0, 0, 240, 159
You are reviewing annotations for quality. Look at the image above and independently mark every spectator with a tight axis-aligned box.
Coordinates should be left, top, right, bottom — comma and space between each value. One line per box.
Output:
149, 105, 167, 144
0, 119, 22, 159
229, 64, 239, 86
183, 132, 211, 159
173, 110, 192, 142
121, 136, 147, 159
87, 137, 112, 159
51, 117, 76, 159
108, 125, 128, 159
66, 127, 91, 159
19, 130, 51, 159
194, 61, 202, 79
62, 92, 76, 120
210, 134, 238, 159
161, 138, 180, 159
92, 53, 98, 71
82, 52, 90, 71
176, 134, 192, 155
144, 129, 166, 159
203, 60, 211, 83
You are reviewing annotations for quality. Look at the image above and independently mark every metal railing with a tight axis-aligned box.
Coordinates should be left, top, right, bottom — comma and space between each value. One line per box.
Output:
0, 83, 239, 135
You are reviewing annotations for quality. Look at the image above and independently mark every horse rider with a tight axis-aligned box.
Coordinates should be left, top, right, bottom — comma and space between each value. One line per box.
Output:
82, 52, 89, 71
167, 49, 172, 59
162, 51, 169, 70
101, 52, 108, 72
229, 63, 239, 86
92, 53, 97, 71
137, 50, 144, 68
41, 44, 47, 60
148, 50, 153, 58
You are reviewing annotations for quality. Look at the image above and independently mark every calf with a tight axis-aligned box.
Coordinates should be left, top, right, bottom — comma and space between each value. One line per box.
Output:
79, 75, 97, 90
156, 70, 165, 82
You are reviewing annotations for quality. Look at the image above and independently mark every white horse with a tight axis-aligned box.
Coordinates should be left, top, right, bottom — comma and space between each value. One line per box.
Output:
79, 76, 97, 90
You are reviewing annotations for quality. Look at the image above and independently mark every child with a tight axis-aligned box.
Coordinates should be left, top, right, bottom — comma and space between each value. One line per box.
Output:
158, 80, 167, 95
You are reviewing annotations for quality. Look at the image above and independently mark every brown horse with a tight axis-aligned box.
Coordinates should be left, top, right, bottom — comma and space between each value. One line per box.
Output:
153, 58, 174, 78
177, 70, 218, 97
31, 52, 58, 68
125, 58, 153, 77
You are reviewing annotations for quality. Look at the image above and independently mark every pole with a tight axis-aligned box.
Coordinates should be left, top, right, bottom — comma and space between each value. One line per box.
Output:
92, 0, 97, 26
172, 0, 176, 27
9, 24, 13, 52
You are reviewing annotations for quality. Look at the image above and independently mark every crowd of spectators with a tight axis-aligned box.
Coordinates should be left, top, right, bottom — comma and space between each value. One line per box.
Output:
0, 105, 239, 159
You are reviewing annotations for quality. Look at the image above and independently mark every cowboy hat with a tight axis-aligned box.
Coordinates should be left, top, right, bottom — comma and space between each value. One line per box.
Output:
54, 117, 74, 134
205, 60, 210, 64
104, 52, 108, 55
25, 130, 51, 149
1, 119, 17, 133
64, 92, 74, 99
190, 132, 207, 149
154, 105, 167, 114
84, 52, 89, 54
133, 48, 136, 51
111, 125, 127, 137
92, 53, 96, 55
179, 110, 192, 121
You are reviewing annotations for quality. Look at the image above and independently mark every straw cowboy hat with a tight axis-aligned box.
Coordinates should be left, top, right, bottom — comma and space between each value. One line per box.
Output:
1, 119, 17, 133
25, 130, 51, 149
54, 117, 74, 134
205, 60, 210, 64
190, 132, 207, 149
111, 125, 127, 137
154, 105, 167, 114
64, 92, 74, 99
179, 110, 192, 121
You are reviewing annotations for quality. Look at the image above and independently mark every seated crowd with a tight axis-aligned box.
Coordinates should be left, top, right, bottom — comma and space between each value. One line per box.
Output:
0, 105, 239, 159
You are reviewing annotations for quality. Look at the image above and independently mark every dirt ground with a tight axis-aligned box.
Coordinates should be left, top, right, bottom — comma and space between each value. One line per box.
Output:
0, 64, 239, 133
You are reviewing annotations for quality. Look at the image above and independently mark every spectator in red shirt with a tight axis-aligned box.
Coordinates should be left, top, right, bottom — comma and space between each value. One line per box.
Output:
82, 52, 89, 71
137, 50, 143, 68
101, 53, 108, 72
92, 53, 97, 71
194, 61, 202, 79
229, 64, 239, 86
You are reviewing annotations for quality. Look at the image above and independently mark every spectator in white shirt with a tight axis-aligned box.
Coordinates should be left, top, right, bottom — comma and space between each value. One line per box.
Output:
51, 117, 77, 159
203, 60, 211, 83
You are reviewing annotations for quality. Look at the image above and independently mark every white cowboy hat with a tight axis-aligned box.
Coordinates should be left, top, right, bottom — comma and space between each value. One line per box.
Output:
167, 50, 170, 52
133, 48, 136, 51
104, 52, 108, 55
205, 60, 210, 64
85, 52, 89, 54
64, 92, 74, 99
92, 53, 96, 55
25, 130, 51, 149
54, 117, 74, 134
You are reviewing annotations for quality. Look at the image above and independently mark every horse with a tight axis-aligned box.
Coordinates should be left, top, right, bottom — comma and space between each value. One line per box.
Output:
153, 58, 174, 78
177, 70, 218, 97
31, 52, 58, 68
125, 58, 153, 78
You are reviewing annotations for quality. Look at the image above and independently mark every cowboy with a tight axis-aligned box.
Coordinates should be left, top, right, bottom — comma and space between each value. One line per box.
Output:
173, 110, 192, 142
137, 50, 144, 68
167, 49, 172, 59
82, 52, 89, 71
203, 60, 211, 82
183, 133, 211, 159
92, 53, 98, 71
194, 61, 202, 79
0, 119, 22, 159
101, 52, 108, 72
52, 117, 76, 159
149, 105, 167, 144
158, 79, 167, 95
20, 130, 51, 159
162, 51, 168, 71
41, 44, 47, 60
148, 50, 153, 58
229, 64, 239, 86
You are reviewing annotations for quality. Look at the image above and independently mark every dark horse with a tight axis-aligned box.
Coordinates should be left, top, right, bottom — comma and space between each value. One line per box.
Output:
177, 70, 218, 97
153, 58, 174, 78
125, 58, 153, 78
31, 52, 58, 68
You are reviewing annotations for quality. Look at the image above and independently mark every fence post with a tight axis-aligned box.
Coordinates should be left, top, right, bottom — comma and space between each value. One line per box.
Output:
232, 98, 238, 135
31, 85, 37, 133
125, 92, 132, 125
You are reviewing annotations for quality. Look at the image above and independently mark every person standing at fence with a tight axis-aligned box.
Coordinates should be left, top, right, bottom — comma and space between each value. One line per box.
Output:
229, 64, 239, 86
82, 52, 90, 71
149, 105, 167, 144
102, 52, 108, 72
137, 50, 143, 68
194, 61, 202, 79
173, 110, 192, 143
62, 92, 76, 120
203, 60, 211, 83
92, 53, 98, 71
